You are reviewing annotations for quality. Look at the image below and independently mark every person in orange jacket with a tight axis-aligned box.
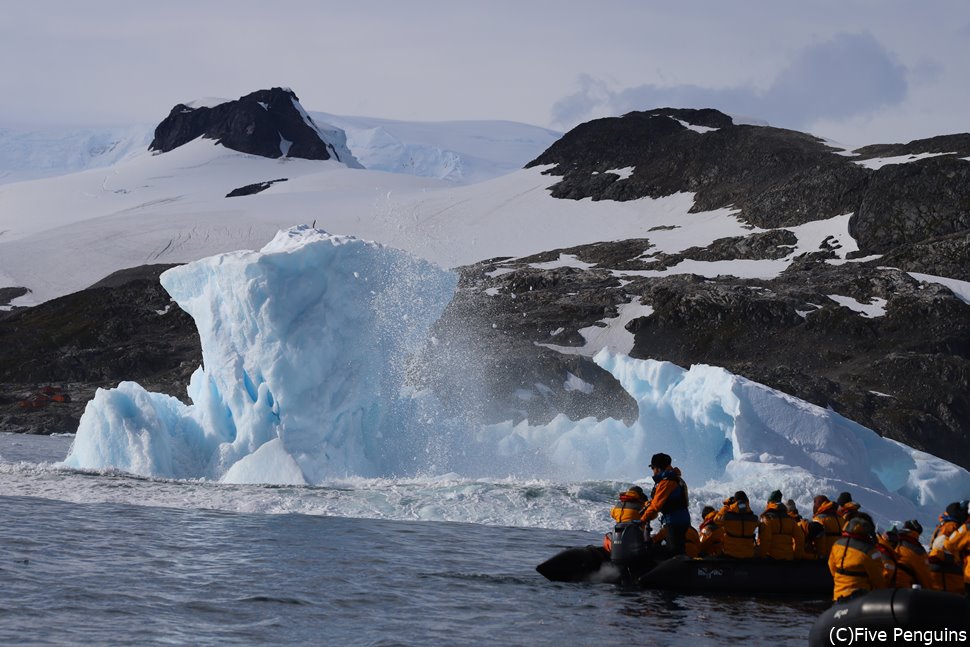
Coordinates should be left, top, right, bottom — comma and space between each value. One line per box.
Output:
698, 505, 725, 557
828, 513, 888, 602
892, 520, 932, 590
653, 523, 700, 558
714, 491, 758, 559
929, 501, 967, 546
873, 529, 900, 587
812, 495, 842, 558
610, 486, 647, 523
798, 521, 826, 560
943, 518, 970, 594
928, 536, 966, 594
835, 491, 861, 529
758, 490, 805, 560
639, 453, 691, 556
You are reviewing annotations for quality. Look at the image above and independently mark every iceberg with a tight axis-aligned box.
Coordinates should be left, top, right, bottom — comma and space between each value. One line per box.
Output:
62, 224, 970, 531
63, 226, 458, 483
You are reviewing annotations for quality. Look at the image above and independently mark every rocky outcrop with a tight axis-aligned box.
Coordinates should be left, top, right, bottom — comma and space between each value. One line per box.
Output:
226, 178, 288, 197
149, 87, 341, 161
0, 265, 200, 435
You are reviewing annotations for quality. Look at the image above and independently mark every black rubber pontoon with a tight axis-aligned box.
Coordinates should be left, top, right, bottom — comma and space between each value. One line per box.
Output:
808, 588, 970, 647
636, 555, 833, 595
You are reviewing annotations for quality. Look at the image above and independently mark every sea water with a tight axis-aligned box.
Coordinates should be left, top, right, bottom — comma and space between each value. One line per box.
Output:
0, 434, 824, 646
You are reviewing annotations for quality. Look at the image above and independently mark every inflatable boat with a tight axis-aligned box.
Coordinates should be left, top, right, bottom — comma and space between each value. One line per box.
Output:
636, 554, 832, 595
809, 588, 970, 647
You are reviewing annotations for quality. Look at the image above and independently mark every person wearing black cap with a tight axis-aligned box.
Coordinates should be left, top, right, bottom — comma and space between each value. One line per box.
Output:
828, 513, 887, 602
835, 491, 861, 529
758, 490, 804, 560
714, 490, 759, 558
929, 501, 968, 546
610, 485, 647, 523
639, 452, 691, 556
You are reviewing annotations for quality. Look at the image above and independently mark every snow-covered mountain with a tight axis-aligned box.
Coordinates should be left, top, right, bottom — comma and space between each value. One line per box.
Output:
1, 92, 969, 532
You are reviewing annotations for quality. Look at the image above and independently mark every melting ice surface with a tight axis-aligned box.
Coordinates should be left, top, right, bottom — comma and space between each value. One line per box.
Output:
62, 226, 970, 532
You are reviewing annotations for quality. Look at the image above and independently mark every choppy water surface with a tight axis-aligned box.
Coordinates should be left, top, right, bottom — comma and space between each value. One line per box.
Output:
0, 434, 824, 645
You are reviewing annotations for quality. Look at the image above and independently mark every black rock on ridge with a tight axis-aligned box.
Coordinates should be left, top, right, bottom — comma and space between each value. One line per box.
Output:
149, 87, 342, 161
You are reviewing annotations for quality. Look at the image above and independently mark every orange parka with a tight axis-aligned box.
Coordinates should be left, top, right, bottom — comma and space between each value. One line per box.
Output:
758, 502, 804, 560
715, 500, 758, 559
828, 533, 888, 601
943, 524, 970, 586
610, 490, 646, 523
698, 510, 725, 557
894, 530, 932, 589
813, 500, 843, 558
927, 545, 965, 593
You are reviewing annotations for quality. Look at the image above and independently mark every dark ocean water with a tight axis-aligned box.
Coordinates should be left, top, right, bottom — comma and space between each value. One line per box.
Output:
0, 493, 825, 646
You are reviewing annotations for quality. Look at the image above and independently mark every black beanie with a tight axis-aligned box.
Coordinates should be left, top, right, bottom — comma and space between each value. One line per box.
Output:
836, 491, 852, 506
650, 453, 672, 469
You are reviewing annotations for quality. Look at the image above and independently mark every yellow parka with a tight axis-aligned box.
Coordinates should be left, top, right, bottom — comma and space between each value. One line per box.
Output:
812, 500, 843, 558
894, 531, 932, 589
943, 523, 970, 585
758, 502, 804, 560
828, 534, 888, 601
610, 490, 646, 523
927, 545, 965, 593
715, 500, 758, 559
698, 511, 725, 557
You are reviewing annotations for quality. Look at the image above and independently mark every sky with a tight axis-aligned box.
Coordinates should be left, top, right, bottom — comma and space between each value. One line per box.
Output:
1, 1, 968, 148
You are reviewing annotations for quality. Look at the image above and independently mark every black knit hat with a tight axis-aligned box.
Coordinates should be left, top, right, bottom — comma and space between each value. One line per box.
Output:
649, 453, 672, 469
903, 519, 923, 535
836, 491, 853, 506
768, 490, 783, 504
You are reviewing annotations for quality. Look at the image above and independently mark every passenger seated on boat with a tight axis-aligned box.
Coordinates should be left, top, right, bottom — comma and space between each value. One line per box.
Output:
829, 513, 888, 602
812, 495, 842, 558
652, 523, 700, 558
610, 486, 647, 523
714, 491, 758, 559
942, 517, 970, 595
835, 491, 861, 529
758, 490, 804, 560
929, 501, 968, 546
873, 529, 900, 586
927, 535, 965, 593
786, 498, 802, 522
892, 520, 933, 590
797, 521, 826, 560
639, 453, 691, 556
697, 505, 725, 557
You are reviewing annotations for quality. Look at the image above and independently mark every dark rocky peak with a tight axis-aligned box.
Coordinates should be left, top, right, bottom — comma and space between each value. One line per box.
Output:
149, 87, 343, 161
852, 133, 970, 160
527, 107, 865, 230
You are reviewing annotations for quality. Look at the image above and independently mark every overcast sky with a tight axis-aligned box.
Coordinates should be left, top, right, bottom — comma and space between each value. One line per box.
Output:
2, 1, 968, 147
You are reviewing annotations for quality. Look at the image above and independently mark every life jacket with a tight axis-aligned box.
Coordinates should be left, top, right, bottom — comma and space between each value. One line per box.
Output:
943, 522, 970, 583
643, 468, 690, 527
610, 492, 645, 523
929, 515, 960, 546
698, 512, 725, 557
715, 501, 758, 559
837, 501, 861, 529
653, 524, 700, 558
758, 502, 801, 560
812, 501, 843, 558
894, 531, 932, 589
873, 536, 899, 587
928, 546, 965, 593
828, 533, 888, 602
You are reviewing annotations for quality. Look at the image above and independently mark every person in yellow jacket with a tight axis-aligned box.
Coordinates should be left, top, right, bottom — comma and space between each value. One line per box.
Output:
927, 535, 965, 594
835, 491, 861, 529
653, 523, 700, 558
715, 491, 758, 559
758, 490, 805, 560
812, 495, 843, 558
873, 529, 900, 587
893, 520, 933, 590
698, 505, 725, 557
797, 521, 826, 560
828, 513, 888, 602
943, 520, 970, 594
929, 501, 967, 546
610, 486, 647, 523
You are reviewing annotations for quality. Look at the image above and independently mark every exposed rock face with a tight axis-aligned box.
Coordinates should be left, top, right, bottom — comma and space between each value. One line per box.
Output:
226, 178, 288, 198
149, 87, 341, 161
0, 265, 200, 435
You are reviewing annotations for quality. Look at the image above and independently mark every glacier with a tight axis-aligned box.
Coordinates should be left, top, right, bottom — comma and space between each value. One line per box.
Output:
62, 226, 970, 531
